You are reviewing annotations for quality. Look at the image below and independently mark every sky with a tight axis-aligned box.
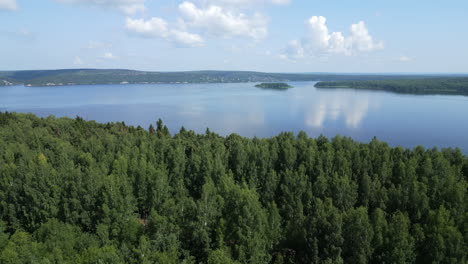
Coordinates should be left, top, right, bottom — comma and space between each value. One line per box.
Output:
1, 0, 467, 73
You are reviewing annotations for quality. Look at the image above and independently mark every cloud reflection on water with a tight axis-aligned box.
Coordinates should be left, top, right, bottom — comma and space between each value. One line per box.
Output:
303, 91, 374, 129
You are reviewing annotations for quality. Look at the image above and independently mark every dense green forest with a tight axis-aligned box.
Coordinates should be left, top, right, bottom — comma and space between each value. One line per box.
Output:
0, 112, 466, 263
0, 69, 459, 87
315, 78, 468, 96
255, 83, 293, 90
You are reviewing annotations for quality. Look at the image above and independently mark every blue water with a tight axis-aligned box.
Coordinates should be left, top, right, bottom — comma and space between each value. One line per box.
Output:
1, 82, 467, 153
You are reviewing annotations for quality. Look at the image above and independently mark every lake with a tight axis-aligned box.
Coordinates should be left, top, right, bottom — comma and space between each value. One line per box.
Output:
1, 81, 467, 153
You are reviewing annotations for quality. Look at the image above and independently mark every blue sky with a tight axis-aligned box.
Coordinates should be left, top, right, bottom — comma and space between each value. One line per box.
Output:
1, 0, 467, 73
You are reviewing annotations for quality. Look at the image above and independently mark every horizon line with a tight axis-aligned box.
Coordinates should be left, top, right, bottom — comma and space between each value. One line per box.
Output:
1, 68, 468, 75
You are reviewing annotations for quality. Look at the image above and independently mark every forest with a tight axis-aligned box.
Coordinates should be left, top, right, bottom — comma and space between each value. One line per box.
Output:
315, 78, 468, 96
0, 112, 466, 263
255, 83, 293, 90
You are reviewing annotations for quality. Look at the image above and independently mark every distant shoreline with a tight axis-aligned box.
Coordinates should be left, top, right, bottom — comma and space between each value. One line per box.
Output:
1, 69, 464, 87
315, 78, 468, 96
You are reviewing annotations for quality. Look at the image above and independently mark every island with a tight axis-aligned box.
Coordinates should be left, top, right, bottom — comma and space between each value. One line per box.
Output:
315, 77, 468, 96
255, 82, 293, 90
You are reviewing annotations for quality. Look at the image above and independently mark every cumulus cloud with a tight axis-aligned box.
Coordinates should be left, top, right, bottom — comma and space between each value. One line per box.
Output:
178, 1, 268, 40
0, 0, 17, 10
56, 0, 145, 14
349, 21, 383, 52
126, 17, 169, 38
170, 29, 205, 47
124, 0, 283, 47
125, 17, 204, 47
283, 16, 383, 60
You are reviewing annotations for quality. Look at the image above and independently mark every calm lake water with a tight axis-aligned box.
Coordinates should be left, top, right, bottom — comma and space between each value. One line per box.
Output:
1, 81, 467, 153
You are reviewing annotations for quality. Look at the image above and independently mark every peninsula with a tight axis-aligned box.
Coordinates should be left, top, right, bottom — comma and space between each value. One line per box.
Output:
315, 77, 468, 96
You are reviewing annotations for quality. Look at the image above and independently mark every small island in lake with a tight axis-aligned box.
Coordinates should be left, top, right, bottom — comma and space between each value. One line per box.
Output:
255, 82, 293, 90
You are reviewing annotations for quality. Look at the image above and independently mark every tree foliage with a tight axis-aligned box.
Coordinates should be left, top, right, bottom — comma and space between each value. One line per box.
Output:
0, 112, 466, 263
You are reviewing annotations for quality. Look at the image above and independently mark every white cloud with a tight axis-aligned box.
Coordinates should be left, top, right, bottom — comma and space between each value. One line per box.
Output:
101, 52, 117, 59
56, 0, 145, 14
178, 1, 268, 40
399, 55, 412, 62
170, 29, 204, 47
349, 21, 383, 52
124, 0, 282, 46
282, 16, 383, 59
0, 0, 17, 10
126, 17, 169, 38
125, 17, 204, 47
306, 16, 330, 49
74, 56, 84, 65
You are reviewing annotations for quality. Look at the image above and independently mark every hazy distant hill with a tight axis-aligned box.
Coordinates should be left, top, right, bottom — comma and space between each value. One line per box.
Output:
0, 69, 459, 86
